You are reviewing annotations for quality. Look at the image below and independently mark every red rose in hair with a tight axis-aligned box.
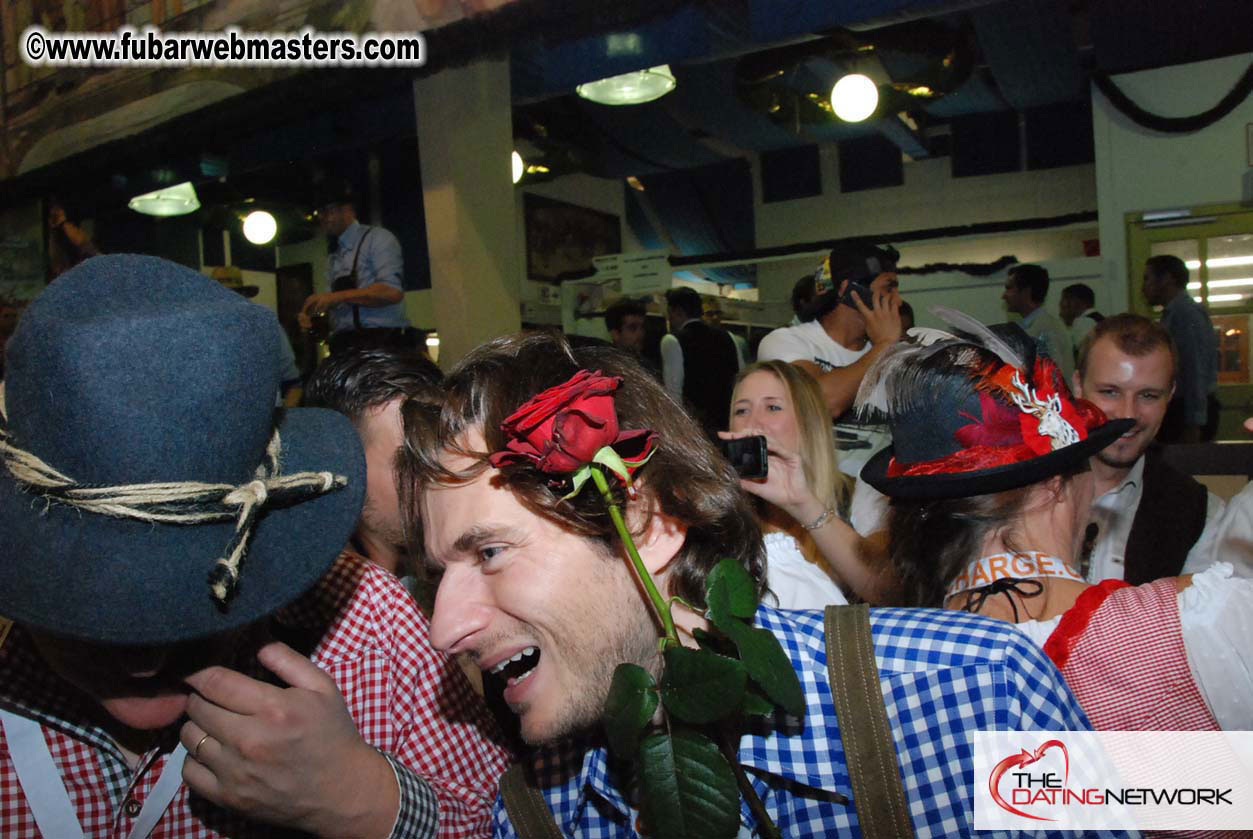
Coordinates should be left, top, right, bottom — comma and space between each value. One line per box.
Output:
489, 370, 656, 481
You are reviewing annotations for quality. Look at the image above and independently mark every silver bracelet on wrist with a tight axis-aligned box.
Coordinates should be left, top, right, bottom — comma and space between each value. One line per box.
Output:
802, 506, 836, 531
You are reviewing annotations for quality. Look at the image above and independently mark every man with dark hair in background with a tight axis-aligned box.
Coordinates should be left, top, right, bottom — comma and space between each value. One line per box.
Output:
304, 347, 444, 577
298, 179, 411, 357
603, 297, 647, 355
1060, 282, 1103, 351
1071, 314, 1227, 582
757, 242, 902, 421
898, 299, 915, 333
1143, 254, 1219, 443
659, 286, 740, 437
1002, 263, 1074, 381
789, 273, 816, 325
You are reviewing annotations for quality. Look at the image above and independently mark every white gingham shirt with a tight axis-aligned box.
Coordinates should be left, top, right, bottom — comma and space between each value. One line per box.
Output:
493, 605, 1134, 838
0, 552, 512, 838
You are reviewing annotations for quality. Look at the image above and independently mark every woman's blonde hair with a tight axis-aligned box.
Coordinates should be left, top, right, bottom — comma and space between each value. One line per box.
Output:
731, 360, 852, 514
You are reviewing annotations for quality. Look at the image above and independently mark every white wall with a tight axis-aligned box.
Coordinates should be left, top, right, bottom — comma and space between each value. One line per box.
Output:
753, 147, 1098, 319
1093, 51, 1253, 309
515, 172, 643, 324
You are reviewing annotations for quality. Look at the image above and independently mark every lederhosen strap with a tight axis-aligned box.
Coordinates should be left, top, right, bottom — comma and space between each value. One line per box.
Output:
824, 603, 915, 839
331, 227, 373, 330
500, 763, 565, 839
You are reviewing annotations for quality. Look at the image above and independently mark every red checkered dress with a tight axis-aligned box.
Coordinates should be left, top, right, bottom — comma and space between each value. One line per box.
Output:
1043, 577, 1220, 731
0, 551, 512, 838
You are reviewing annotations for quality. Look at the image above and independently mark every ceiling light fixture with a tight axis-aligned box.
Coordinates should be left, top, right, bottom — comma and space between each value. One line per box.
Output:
512, 150, 525, 185
128, 181, 200, 217
242, 210, 277, 245
576, 65, 676, 106
830, 73, 879, 122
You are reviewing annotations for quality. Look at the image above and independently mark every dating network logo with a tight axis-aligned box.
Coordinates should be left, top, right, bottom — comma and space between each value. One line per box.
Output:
990, 739, 1090, 821
988, 737, 1234, 823
976, 731, 1252, 831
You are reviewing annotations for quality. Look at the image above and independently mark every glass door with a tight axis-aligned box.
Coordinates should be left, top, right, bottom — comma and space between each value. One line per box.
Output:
1126, 205, 1253, 436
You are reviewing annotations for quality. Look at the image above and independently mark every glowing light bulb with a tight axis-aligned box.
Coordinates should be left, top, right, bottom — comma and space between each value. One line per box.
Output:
830, 74, 879, 122
242, 210, 277, 245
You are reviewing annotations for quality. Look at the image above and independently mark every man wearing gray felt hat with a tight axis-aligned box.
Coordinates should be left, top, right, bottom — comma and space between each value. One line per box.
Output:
0, 254, 509, 838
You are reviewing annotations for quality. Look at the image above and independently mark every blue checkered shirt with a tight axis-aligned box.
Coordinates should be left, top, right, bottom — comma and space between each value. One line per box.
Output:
492, 605, 1135, 838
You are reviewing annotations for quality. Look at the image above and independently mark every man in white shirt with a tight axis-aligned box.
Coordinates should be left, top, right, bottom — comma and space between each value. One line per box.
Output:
757, 242, 902, 477
1002, 263, 1075, 382
1059, 282, 1102, 353
757, 242, 902, 420
1072, 313, 1226, 583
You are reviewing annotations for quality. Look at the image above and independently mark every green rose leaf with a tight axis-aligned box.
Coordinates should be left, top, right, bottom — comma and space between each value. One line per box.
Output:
638, 729, 741, 839
659, 646, 746, 724
602, 663, 658, 757
725, 622, 805, 719
706, 559, 758, 629
739, 685, 776, 718
561, 464, 594, 500
691, 626, 727, 654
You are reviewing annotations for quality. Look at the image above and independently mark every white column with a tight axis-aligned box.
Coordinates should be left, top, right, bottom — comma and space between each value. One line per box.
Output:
414, 58, 521, 367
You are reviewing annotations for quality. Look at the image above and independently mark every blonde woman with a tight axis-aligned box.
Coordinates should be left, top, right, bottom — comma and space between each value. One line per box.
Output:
723, 361, 891, 607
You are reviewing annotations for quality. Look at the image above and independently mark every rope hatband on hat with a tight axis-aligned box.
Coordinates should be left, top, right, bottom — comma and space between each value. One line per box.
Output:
0, 389, 345, 606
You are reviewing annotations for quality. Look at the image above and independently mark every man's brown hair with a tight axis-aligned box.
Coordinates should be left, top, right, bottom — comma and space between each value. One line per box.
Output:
1076, 313, 1178, 383
399, 331, 765, 608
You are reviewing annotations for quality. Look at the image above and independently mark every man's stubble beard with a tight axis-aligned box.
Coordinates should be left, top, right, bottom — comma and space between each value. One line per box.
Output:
526, 581, 662, 747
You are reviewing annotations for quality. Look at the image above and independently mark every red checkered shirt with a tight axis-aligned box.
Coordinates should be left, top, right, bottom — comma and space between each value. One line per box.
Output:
0, 551, 512, 838
1043, 577, 1220, 731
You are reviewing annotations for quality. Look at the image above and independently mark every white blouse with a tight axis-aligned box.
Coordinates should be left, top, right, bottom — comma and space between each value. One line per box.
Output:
761, 531, 849, 611
1012, 563, 1253, 730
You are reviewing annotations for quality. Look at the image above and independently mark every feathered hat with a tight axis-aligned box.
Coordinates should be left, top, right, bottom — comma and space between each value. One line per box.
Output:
857, 307, 1133, 499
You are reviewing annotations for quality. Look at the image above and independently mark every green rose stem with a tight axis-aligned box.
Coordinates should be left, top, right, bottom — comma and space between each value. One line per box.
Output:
720, 731, 781, 839
589, 455, 782, 839
590, 466, 679, 647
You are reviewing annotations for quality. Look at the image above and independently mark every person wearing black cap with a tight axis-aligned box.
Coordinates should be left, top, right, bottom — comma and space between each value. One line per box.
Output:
299, 179, 411, 357
859, 318, 1253, 732
0, 255, 510, 837
757, 241, 902, 422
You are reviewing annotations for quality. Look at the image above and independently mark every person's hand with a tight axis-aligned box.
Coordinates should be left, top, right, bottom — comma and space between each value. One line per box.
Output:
851, 286, 903, 347
718, 428, 826, 525
180, 642, 399, 838
297, 311, 313, 331
300, 292, 338, 319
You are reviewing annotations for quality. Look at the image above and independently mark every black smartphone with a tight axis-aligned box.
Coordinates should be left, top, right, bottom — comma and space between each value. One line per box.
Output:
720, 435, 768, 479
840, 278, 875, 310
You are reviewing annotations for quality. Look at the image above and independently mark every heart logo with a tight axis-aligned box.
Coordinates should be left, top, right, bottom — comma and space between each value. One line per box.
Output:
989, 739, 1070, 821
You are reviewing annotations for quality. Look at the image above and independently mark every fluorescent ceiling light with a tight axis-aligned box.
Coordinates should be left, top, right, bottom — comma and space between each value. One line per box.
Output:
128, 181, 200, 217
830, 73, 879, 122
242, 210, 277, 245
1185, 256, 1253, 270
1187, 277, 1253, 289
1142, 209, 1191, 222
576, 65, 676, 106
1193, 293, 1245, 303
